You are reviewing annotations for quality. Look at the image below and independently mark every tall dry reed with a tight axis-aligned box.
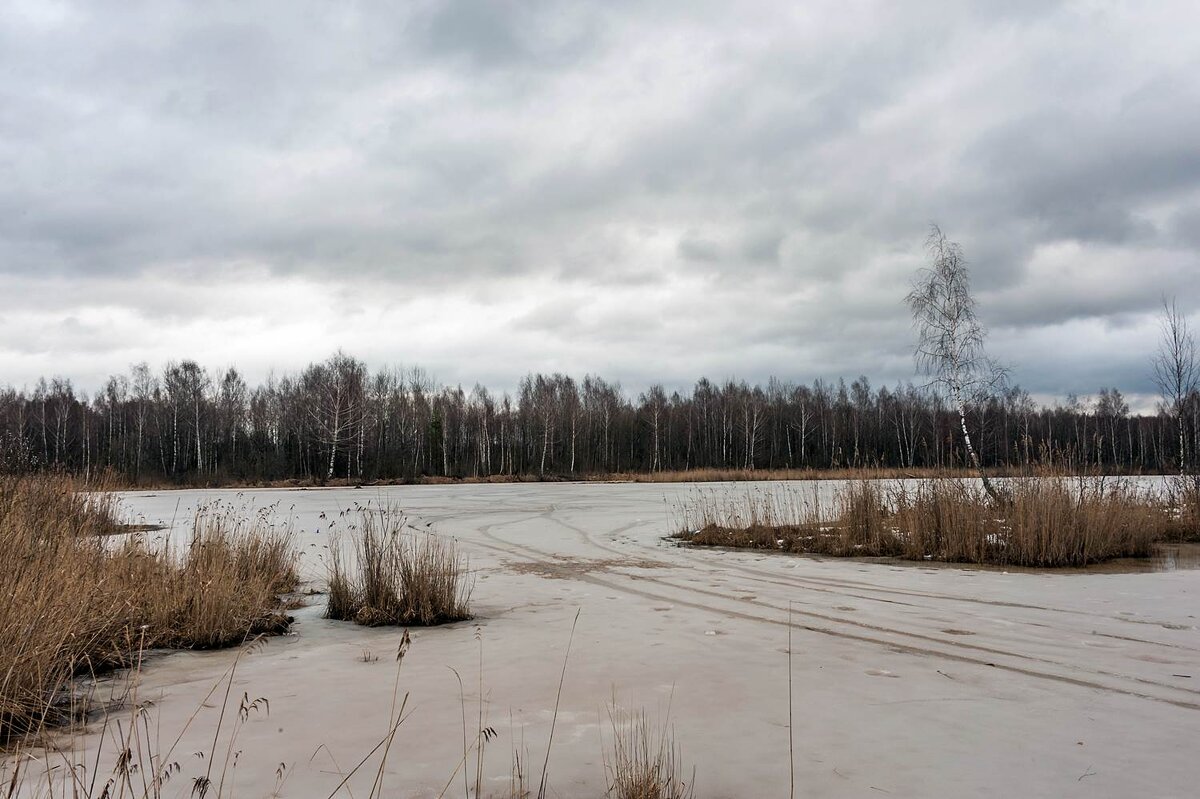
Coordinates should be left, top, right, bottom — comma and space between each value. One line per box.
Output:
0, 475, 298, 743
679, 476, 1169, 567
603, 701, 694, 799
326, 506, 472, 627
889, 478, 1160, 566
1164, 475, 1200, 541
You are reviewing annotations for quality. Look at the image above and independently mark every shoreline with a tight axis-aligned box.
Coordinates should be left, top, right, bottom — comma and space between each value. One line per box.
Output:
91, 465, 1189, 492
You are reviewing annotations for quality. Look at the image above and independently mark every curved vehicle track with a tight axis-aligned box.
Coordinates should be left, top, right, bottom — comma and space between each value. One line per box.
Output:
418, 495, 1200, 712
114, 482, 1200, 798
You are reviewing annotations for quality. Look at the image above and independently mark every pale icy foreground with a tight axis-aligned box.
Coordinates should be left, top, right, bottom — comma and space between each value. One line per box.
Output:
48, 484, 1200, 796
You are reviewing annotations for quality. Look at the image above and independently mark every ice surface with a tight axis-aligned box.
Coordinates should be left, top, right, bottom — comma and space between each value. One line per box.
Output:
24, 482, 1200, 797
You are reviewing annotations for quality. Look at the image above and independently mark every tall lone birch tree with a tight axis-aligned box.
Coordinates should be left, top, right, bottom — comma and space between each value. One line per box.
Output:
1152, 297, 1197, 479
906, 226, 1006, 501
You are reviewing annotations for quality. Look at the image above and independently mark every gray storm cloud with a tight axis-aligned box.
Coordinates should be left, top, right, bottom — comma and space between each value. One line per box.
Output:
1, 0, 1197, 400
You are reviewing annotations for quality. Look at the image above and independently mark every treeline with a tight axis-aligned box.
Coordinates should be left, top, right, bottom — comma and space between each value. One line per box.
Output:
2, 352, 1197, 483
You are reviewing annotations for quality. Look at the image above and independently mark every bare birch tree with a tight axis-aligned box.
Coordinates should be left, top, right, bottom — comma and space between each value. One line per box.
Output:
130, 362, 155, 479
906, 225, 1006, 501
303, 352, 366, 481
1153, 297, 1197, 478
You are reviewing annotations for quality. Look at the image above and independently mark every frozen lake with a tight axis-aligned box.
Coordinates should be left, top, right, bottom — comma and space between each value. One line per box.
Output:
50, 482, 1200, 796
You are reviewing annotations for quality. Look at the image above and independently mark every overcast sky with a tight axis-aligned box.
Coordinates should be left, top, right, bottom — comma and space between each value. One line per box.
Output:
3, 1, 1198, 407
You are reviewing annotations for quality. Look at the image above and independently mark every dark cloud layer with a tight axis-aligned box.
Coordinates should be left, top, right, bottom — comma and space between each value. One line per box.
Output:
2, 0, 1198, 406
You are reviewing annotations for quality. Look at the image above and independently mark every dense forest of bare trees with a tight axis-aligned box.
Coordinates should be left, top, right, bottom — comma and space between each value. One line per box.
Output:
1, 352, 1197, 483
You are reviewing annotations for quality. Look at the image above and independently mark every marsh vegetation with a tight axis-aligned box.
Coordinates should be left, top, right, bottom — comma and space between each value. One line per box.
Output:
676, 476, 1198, 568
326, 505, 473, 627
0, 475, 298, 743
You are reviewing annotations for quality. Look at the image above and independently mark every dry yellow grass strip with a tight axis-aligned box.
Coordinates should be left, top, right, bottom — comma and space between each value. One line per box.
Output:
679, 476, 1182, 567
0, 475, 298, 743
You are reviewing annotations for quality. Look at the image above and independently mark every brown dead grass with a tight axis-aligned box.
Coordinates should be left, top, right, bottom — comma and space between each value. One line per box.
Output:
603, 702, 694, 799
1164, 476, 1200, 542
95, 462, 1117, 491
326, 506, 472, 627
679, 477, 1170, 567
600, 466, 961, 483
0, 475, 298, 743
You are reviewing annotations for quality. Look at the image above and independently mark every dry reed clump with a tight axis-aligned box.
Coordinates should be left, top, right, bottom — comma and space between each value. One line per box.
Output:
326, 506, 472, 627
890, 478, 1160, 566
144, 508, 299, 648
603, 702, 694, 799
0, 475, 298, 744
679, 477, 1166, 567
1164, 476, 1200, 542
675, 481, 901, 558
